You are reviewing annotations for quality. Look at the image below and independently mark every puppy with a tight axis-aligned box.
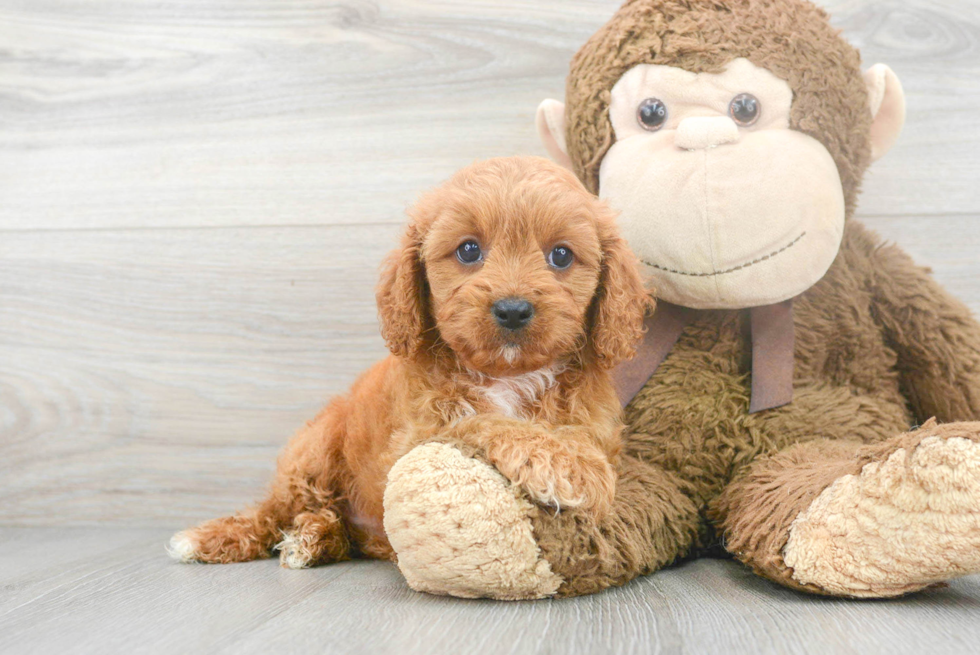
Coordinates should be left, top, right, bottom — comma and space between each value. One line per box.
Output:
168, 156, 650, 569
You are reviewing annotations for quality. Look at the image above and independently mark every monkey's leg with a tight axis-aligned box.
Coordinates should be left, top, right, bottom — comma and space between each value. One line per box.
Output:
711, 420, 980, 597
384, 443, 700, 599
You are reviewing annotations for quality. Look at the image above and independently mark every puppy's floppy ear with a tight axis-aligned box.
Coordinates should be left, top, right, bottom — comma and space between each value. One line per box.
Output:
589, 211, 652, 369
376, 221, 430, 358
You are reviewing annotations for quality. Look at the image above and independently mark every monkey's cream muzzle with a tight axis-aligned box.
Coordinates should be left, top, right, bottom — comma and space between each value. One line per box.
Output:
598, 59, 845, 310
599, 122, 845, 309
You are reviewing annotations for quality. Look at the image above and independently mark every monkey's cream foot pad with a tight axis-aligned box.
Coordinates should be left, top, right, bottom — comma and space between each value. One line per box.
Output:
383, 442, 562, 600
785, 436, 980, 597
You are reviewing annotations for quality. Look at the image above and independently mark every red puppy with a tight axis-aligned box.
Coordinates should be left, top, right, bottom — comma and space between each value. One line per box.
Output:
169, 156, 649, 569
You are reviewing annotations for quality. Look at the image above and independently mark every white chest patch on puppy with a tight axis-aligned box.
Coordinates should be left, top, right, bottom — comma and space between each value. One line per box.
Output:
478, 366, 559, 418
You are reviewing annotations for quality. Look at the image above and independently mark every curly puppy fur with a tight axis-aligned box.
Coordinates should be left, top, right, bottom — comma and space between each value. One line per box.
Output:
168, 156, 649, 567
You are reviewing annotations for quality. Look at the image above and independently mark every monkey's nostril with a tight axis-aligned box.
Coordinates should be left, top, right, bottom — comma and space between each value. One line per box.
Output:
492, 298, 534, 331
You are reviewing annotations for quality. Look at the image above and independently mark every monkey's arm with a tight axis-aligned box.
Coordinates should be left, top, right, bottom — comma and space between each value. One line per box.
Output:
383, 439, 701, 599
863, 229, 980, 422
530, 453, 701, 597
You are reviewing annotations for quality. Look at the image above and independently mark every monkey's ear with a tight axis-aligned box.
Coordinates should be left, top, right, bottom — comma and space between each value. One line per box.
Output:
863, 64, 906, 162
536, 99, 574, 170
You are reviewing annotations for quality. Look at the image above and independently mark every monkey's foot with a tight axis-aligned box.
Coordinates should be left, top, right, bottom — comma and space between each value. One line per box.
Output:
383, 442, 562, 600
784, 430, 980, 597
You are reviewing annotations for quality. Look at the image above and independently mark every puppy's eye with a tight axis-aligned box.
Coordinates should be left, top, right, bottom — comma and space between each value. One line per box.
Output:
637, 98, 667, 131
729, 93, 760, 126
456, 240, 483, 264
548, 245, 574, 269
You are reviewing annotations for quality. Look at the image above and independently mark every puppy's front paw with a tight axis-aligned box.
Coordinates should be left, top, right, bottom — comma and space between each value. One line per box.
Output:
491, 440, 616, 517
529, 454, 616, 517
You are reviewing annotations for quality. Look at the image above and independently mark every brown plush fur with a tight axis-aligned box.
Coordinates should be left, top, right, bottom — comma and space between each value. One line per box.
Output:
170, 156, 650, 567
565, 0, 872, 214
462, 0, 980, 597
712, 418, 980, 595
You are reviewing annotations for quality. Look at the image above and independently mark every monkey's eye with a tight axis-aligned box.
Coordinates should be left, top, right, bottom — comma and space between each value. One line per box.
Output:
636, 98, 668, 131
456, 240, 483, 264
548, 245, 574, 269
729, 93, 761, 126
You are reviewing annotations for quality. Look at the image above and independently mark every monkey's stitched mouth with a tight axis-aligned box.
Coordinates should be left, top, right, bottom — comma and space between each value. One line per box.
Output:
641, 232, 806, 278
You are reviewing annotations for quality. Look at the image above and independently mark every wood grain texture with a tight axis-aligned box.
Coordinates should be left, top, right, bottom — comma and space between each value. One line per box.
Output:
0, 0, 977, 231
1, 527, 979, 655
0, 225, 395, 524
0, 0, 612, 231
0, 0, 978, 530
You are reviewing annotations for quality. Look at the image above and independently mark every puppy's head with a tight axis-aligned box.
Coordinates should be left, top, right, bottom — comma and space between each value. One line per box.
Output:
377, 156, 649, 376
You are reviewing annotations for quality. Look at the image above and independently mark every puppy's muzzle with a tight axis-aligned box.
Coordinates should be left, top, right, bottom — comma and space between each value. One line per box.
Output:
492, 298, 534, 332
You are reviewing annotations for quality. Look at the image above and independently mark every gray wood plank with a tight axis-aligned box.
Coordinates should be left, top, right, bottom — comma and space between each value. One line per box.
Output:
1, 527, 979, 655
0, 0, 612, 231
0, 225, 394, 526
0, 527, 168, 615
0, 0, 977, 232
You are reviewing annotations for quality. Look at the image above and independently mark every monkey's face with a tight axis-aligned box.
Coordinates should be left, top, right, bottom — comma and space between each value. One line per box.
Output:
597, 58, 845, 309
537, 2, 906, 311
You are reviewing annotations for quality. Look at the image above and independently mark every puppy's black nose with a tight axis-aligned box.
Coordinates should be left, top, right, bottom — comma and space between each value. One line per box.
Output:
492, 298, 534, 331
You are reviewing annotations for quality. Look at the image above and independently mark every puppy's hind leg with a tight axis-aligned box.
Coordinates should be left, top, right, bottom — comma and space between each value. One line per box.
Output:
169, 398, 352, 565
168, 496, 285, 564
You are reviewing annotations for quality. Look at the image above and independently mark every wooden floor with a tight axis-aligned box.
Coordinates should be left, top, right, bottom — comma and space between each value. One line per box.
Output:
1, 0, 979, 652
2, 527, 980, 655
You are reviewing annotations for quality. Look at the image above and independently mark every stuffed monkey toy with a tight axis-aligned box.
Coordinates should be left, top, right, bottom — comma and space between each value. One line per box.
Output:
382, 0, 980, 599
